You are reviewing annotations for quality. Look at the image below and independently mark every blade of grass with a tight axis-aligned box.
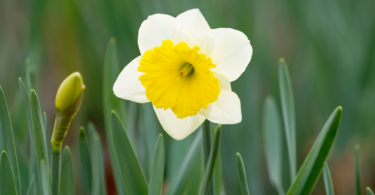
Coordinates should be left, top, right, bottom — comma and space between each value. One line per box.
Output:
103, 38, 127, 195
167, 131, 203, 195
279, 59, 297, 180
79, 127, 93, 195
40, 160, 50, 195
149, 134, 165, 195
355, 145, 362, 195
111, 111, 148, 194
367, 187, 375, 195
287, 107, 342, 195
263, 96, 284, 195
0, 151, 17, 195
237, 153, 250, 195
0, 86, 22, 195
88, 122, 107, 195
199, 125, 221, 195
323, 163, 334, 195
59, 147, 75, 195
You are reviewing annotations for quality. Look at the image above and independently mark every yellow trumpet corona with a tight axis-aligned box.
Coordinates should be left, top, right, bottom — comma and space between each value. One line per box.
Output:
51, 72, 85, 151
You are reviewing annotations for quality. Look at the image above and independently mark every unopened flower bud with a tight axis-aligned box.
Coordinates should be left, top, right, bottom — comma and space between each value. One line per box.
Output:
51, 72, 85, 151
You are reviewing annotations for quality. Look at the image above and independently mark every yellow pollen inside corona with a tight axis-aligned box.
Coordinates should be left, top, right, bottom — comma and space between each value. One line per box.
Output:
138, 39, 220, 119
176, 62, 194, 81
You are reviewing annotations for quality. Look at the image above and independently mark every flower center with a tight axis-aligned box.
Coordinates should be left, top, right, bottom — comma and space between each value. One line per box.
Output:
138, 39, 220, 118
176, 62, 194, 81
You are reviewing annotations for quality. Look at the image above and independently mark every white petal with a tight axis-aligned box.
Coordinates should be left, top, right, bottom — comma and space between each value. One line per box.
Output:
153, 107, 206, 140
214, 73, 231, 91
174, 9, 211, 43
209, 28, 253, 82
171, 30, 192, 47
113, 56, 150, 103
138, 14, 175, 55
206, 89, 242, 124
194, 36, 214, 56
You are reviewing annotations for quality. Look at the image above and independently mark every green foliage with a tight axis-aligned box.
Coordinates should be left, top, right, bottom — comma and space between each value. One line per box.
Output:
237, 153, 250, 195
0, 87, 21, 195
0, 152, 17, 195
323, 163, 334, 195
39, 160, 50, 195
103, 38, 127, 195
367, 187, 375, 195
149, 134, 165, 195
29, 90, 51, 194
287, 107, 342, 195
111, 111, 148, 195
262, 96, 284, 194
279, 59, 296, 180
79, 127, 93, 194
19, 78, 42, 194
26, 174, 35, 195
88, 123, 107, 195
166, 132, 203, 195
59, 147, 75, 195
199, 125, 221, 195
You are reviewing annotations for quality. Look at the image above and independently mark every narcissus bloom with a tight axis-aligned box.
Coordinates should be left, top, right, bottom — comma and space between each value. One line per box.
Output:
114, 9, 252, 140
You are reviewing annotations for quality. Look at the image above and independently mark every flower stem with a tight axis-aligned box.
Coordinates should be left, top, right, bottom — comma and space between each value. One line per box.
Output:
199, 125, 221, 195
202, 120, 214, 195
52, 149, 61, 195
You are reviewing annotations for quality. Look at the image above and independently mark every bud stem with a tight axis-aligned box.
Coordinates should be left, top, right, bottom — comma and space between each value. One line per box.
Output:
51, 149, 61, 195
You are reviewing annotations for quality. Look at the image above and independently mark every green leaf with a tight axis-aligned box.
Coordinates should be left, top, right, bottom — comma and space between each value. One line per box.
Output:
111, 111, 148, 194
262, 96, 284, 194
26, 174, 35, 195
279, 59, 297, 180
237, 153, 250, 195
287, 107, 342, 195
0, 151, 17, 195
59, 147, 75, 195
323, 163, 334, 195
10, 91, 28, 143
79, 127, 93, 195
199, 125, 221, 195
213, 146, 224, 195
0, 87, 22, 195
167, 132, 203, 195
149, 134, 165, 195
103, 38, 127, 195
355, 145, 362, 195
39, 160, 50, 195
19, 78, 42, 194
30, 90, 50, 177
367, 187, 375, 195
88, 122, 107, 195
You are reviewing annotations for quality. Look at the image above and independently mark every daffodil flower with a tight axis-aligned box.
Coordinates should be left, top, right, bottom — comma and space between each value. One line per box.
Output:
114, 9, 252, 140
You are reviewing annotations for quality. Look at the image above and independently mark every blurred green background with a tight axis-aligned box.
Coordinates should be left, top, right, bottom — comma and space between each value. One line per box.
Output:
1, 0, 375, 194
